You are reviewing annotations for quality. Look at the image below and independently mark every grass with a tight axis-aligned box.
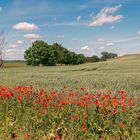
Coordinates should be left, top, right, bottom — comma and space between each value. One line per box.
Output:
1, 54, 140, 97
0, 54, 140, 139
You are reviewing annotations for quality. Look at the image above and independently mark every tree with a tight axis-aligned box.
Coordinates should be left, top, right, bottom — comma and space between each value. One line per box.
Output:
77, 54, 86, 64
0, 31, 7, 68
63, 51, 78, 65
86, 55, 100, 63
91, 55, 100, 62
24, 40, 49, 66
108, 53, 118, 58
101, 52, 117, 61
24, 40, 87, 66
24, 40, 119, 66
52, 43, 67, 65
101, 52, 109, 61
25, 40, 59, 66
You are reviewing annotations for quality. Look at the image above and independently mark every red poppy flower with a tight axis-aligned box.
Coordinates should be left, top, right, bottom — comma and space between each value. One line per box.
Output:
118, 122, 124, 128
129, 96, 133, 106
82, 125, 87, 130
24, 133, 31, 139
17, 96, 22, 102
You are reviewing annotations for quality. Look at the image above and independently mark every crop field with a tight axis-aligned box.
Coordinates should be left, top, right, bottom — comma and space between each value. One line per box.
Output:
0, 54, 140, 139
1, 55, 140, 97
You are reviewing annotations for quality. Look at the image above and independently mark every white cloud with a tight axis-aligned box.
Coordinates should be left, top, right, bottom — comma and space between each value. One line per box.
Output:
89, 4, 123, 26
5, 49, 25, 59
114, 37, 139, 43
56, 35, 64, 39
106, 42, 114, 46
42, 21, 88, 27
97, 38, 105, 42
8, 44, 18, 48
13, 22, 39, 31
137, 31, 140, 35
16, 40, 24, 44
81, 46, 91, 50
6, 48, 18, 53
99, 46, 105, 49
0, 7, 2, 12
24, 34, 42, 39
77, 16, 81, 21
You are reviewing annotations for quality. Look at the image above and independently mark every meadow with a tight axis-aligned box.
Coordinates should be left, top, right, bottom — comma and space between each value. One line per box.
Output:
1, 54, 140, 98
0, 54, 140, 140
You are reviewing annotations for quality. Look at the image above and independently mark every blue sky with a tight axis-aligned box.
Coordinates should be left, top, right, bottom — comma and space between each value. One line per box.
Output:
0, 0, 140, 60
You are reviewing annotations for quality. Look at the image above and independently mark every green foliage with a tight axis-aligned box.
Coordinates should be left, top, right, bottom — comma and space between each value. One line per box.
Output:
24, 41, 86, 66
24, 40, 119, 66
24, 40, 47, 66
86, 55, 100, 63
101, 52, 118, 61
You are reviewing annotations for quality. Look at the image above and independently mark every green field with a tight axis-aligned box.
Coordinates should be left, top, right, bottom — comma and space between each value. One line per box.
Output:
1, 54, 140, 98
0, 54, 140, 139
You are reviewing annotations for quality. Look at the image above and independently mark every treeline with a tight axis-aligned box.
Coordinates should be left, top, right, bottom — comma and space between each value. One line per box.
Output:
24, 40, 117, 66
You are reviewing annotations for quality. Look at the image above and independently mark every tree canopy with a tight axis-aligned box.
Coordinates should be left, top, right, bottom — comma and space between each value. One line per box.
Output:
101, 52, 118, 61
24, 40, 117, 66
24, 40, 87, 66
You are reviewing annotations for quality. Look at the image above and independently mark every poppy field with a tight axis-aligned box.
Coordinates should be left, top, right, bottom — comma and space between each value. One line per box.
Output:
0, 55, 140, 139
0, 85, 140, 140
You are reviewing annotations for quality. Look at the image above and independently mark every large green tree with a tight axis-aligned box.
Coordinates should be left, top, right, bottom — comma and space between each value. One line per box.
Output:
24, 40, 86, 66
24, 40, 58, 66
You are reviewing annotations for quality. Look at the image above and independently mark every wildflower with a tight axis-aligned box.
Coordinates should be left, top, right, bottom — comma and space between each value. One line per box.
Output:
112, 109, 117, 114
118, 122, 124, 128
29, 85, 33, 91
102, 94, 109, 99
54, 133, 59, 139
24, 133, 31, 139
121, 107, 126, 111
80, 87, 85, 91
63, 85, 67, 89
118, 90, 121, 94
108, 90, 112, 94
90, 94, 95, 99
100, 89, 104, 93
4, 92, 13, 98
31, 101, 36, 107
17, 96, 22, 102
94, 99, 99, 106
82, 125, 87, 130
102, 101, 107, 108
100, 137, 104, 140
85, 104, 89, 108
121, 90, 125, 94
129, 96, 133, 106
83, 113, 88, 118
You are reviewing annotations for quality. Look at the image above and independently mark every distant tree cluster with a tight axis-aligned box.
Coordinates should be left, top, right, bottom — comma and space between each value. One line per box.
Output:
24, 40, 118, 66
100, 52, 118, 61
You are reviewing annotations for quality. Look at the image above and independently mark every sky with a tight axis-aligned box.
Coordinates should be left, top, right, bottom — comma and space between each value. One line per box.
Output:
0, 0, 140, 60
